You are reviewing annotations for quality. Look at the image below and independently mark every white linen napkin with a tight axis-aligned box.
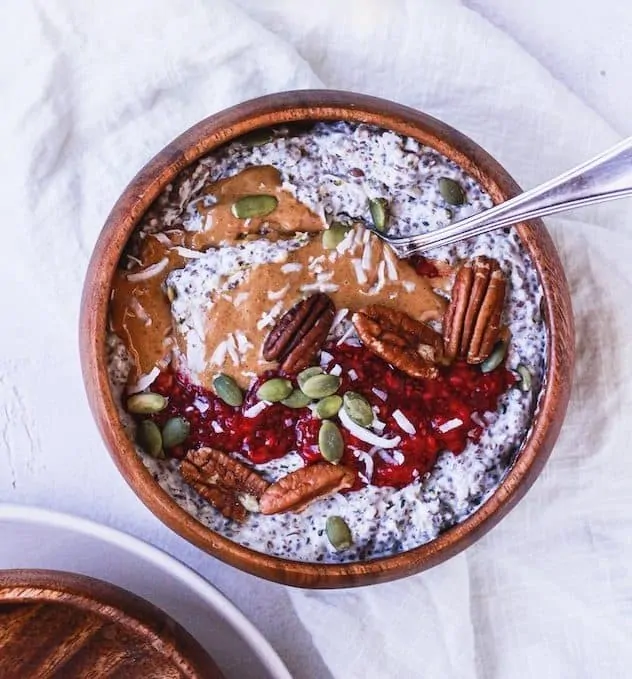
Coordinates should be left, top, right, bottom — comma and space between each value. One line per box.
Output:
1, 1, 631, 677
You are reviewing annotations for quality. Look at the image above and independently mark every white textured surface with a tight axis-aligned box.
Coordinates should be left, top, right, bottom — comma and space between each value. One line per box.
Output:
1, 1, 631, 678
0, 505, 291, 679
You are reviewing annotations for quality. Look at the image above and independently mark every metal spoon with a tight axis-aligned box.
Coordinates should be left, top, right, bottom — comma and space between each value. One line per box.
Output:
370, 136, 632, 257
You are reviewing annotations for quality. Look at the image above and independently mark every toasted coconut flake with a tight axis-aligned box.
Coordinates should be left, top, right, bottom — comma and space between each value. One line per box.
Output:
267, 284, 290, 301
320, 350, 334, 364
129, 297, 151, 326
281, 262, 303, 274
352, 259, 368, 285
393, 409, 416, 435
336, 324, 356, 346
374, 260, 387, 293
339, 408, 401, 448
336, 229, 356, 254
372, 387, 388, 401
393, 451, 405, 465
331, 308, 349, 330
210, 341, 227, 366
376, 448, 398, 465
244, 401, 269, 418
126, 258, 169, 282
151, 232, 172, 246
300, 282, 340, 294
383, 247, 399, 281
308, 255, 326, 271
256, 301, 283, 330
317, 271, 334, 283
173, 246, 205, 259
353, 448, 374, 483
235, 330, 253, 354
437, 417, 463, 433
127, 366, 160, 394
361, 241, 372, 271
225, 333, 240, 366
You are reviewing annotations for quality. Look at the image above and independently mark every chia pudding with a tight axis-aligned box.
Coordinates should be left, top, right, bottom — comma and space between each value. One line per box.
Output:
107, 122, 546, 563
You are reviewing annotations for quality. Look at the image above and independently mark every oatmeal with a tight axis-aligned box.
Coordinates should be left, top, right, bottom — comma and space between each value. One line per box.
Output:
107, 122, 546, 563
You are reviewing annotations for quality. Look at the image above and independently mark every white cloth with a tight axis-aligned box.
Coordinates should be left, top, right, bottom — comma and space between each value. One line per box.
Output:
1, 1, 631, 678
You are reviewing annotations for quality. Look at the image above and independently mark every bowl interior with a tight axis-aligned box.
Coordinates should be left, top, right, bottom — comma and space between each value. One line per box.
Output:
80, 90, 574, 587
0, 569, 223, 677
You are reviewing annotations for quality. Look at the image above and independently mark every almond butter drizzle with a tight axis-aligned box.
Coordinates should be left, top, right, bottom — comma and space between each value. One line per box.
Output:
110, 234, 185, 382
110, 165, 446, 388
110, 166, 322, 383
190, 165, 323, 247
191, 228, 445, 388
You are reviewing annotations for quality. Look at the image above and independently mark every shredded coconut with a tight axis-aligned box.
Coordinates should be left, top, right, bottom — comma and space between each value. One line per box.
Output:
244, 401, 269, 418
126, 258, 169, 282
352, 259, 368, 285
437, 418, 464, 433
339, 408, 401, 448
281, 262, 303, 274
393, 409, 416, 435
267, 284, 290, 300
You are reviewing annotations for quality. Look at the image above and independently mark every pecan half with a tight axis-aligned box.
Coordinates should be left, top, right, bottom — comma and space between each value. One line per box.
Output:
259, 463, 355, 515
443, 256, 507, 364
181, 447, 269, 522
352, 305, 443, 379
188, 481, 248, 522
262, 293, 335, 372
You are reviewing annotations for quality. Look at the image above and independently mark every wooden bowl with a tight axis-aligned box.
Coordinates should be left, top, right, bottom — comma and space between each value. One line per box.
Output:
80, 90, 574, 588
0, 569, 224, 677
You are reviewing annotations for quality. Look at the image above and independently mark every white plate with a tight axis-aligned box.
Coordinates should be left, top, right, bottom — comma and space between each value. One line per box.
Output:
0, 504, 291, 679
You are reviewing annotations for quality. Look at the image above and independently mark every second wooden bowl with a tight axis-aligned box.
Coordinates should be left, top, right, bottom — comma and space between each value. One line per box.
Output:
0, 569, 224, 678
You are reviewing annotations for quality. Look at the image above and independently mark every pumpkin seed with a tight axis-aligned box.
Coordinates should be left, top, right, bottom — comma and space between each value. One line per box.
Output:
212, 373, 243, 407
166, 285, 177, 303
368, 197, 389, 231
127, 392, 168, 415
256, 378, 293, 402
325, 516, 353, 550
281, 389, 312, 409
161, 416, 190, 448
342, 391, 374, 427
231, 194, 278, 219
301, 374, 341, 399
322, 223, 351, 249
318, 420, 344, 463
314, 395, 343, 419
297, 366, 323, 390
240, 129, 274, 147
516, 364, 532, 392
480, 341, 508, 373
136, 420, 164, 458
438, 177, 466, 206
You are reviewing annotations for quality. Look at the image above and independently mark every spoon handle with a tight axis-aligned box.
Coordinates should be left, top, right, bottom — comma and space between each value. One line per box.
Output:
400, 136, 632, 254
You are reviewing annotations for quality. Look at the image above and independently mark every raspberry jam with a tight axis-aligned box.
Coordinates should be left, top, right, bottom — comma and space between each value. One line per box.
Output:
146, 343, 513, 490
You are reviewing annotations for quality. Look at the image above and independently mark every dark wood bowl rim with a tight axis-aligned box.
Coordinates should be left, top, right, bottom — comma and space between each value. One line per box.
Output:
0, 568, 222, 677
80, 90, 574, 588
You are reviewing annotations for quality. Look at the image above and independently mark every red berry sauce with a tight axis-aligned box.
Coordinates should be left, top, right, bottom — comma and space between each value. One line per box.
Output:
145, 344, 513, 491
